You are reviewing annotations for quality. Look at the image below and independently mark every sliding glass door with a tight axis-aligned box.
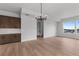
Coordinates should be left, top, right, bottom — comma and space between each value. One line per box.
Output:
63, 19, 75, 33
63, 18, 79, 39
76, 19, 79, 39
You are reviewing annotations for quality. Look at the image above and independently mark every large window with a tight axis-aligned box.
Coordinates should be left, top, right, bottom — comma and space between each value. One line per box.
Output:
63, 20, 75, 33
63, 19, 79, 33
76, 19, 79, 33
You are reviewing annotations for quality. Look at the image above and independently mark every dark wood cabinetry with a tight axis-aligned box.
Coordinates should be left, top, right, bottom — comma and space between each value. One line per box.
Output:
0, 15, 21, 28
0, 15, 21, 44
0, 34, 21, 45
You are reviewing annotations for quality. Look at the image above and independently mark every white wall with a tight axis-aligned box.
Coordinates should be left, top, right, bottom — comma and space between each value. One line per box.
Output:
0, 10, 19, 17
21, 14, 37, 42
21, 8, 58, 42
44, 19, 57, 38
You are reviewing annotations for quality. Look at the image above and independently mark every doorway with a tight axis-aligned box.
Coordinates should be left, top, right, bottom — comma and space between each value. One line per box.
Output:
37, 19, 44, 39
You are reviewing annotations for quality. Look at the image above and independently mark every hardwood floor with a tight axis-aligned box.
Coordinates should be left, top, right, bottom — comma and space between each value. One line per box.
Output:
0, 37, 79, 56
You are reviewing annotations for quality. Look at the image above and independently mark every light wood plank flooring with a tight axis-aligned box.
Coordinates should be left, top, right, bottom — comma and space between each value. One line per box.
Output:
0, 37, 79, 56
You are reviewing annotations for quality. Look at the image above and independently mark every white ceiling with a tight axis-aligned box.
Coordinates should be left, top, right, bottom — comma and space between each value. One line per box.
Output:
0, 3, 79, 21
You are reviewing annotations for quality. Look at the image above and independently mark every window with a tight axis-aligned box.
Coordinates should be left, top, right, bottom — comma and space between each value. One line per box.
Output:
76, 19, 79, 33
63, 20, 75, 33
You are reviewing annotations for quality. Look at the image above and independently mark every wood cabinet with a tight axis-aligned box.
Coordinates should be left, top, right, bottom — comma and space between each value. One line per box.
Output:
0, 34, 21, 45
0, 15, 21, 44
0, 15, 21, 28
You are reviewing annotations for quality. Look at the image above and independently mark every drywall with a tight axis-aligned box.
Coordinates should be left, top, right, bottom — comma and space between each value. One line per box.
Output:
56, 16, 79, 39
21, 7, 57, 41
44, 19, 57, 38
0, 10, 19, 17
21, 14, 37, 42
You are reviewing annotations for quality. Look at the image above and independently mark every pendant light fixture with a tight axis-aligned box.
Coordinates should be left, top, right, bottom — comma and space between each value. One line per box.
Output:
35, 3, 47, 20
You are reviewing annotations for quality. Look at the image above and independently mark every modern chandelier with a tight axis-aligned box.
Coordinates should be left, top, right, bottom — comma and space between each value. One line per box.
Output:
35, 3, 47, 20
